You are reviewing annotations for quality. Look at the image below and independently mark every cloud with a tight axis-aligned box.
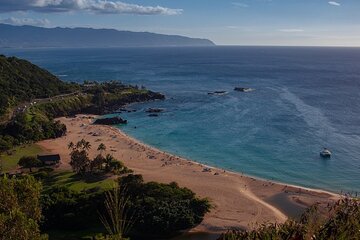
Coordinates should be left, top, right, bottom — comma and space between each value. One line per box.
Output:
278, 28, 304, 33
232, 2, 249, 8
0, 17, 50, 26
328, 1, 341, 6
0, 0, 183, 15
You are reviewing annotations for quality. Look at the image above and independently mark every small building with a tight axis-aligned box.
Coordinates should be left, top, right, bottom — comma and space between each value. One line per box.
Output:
37, 154, 61, 166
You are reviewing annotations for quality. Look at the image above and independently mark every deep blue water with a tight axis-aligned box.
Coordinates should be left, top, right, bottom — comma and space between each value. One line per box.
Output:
2, 46, 360, 193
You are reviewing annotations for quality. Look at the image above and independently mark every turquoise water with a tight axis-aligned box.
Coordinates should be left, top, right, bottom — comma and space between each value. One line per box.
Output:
2, 47, 360, 192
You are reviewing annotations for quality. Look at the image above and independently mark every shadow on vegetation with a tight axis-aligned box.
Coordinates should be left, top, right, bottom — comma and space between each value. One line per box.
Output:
43, 171, 110, 189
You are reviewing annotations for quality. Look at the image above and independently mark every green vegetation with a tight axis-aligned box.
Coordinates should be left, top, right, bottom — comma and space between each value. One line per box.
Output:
99, 186, 133, 240
39, 174, 211, 239
68, 140, 132, 177
0, 175, 45, 240
0, 108, 67, 156
218, 198, 360, 240
0, 55, 78, 119
0, 55, 214, 239
1, 168, 211, 240
41, 185, 105, 232
0, 144, 43, 172
0, 55, 164, 162
18, 155, 42, 172
33, 142, 210, 239
119, 174, 211, 237
41, 171, 115, 192
34, 94, 92, 118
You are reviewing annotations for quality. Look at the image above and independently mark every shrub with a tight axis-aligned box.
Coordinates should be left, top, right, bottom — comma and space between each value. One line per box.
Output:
41, 186, 104, 230
0, 175, 44, 240
118, 174, 211, 236
218, 198, 360, 240
18, 155, 43, 172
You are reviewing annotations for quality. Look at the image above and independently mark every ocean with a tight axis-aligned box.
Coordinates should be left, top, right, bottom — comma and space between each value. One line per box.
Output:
2, 46, 360, 193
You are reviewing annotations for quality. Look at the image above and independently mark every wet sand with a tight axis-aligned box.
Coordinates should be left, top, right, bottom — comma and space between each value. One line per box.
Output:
38, 115, 339, 235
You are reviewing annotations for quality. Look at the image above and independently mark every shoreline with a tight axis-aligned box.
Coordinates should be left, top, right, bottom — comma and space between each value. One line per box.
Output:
117, 123, 339, 198
38, 114, 339, 235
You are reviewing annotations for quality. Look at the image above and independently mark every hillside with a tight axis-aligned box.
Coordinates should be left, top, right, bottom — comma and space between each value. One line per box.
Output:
0, 24, 215, 48
0, 55, 76, 117
0, 55, 164, 153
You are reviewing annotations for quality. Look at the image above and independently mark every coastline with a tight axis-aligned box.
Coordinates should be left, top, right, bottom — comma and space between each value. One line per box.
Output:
37, 114, 339, 235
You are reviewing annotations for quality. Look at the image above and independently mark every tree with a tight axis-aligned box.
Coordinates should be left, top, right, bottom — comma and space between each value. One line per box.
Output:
83, 141, 91, 151
76, 139, 91, 151
91, 154, 106, 172
105, 154, 116, 172
93, 88, 106, 109
67, 141, 75, 151
18, 156, 42, 172
68, 139, 92, 175
69, 149, 90, 175
97, 143, 107, 155
99, 185, 134, 240
41, 186, 104, 231
0, 175, 44, 240
118, 174, 211, 236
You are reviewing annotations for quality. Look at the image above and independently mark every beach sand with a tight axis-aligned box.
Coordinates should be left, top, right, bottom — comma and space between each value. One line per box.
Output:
38, 115, 339, 236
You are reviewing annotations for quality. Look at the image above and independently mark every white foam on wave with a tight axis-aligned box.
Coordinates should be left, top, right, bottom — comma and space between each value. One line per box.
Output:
280, 87, 335, 137
279, 88, 360, 161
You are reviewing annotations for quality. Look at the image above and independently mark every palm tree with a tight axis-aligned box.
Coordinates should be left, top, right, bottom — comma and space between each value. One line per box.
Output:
76, 140, 83, 149
105, 154, 115, 171
83, 141, 91, 151
77, 139, 91, 151
67, 141, 75, 150
97, 143, 107, 155
99, 185, 135, 240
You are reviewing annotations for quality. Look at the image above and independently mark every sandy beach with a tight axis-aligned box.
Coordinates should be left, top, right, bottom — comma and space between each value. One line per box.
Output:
38, 115, 339, 235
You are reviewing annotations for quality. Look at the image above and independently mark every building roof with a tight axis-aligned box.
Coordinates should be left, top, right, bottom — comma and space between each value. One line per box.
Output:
37, 154, 61, 162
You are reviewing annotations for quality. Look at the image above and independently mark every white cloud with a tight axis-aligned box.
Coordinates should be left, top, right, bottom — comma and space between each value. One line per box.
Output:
0, 17, 50, 26
278, 28, 304, 33
0, 0, 183, 15
328, 1, 341, 6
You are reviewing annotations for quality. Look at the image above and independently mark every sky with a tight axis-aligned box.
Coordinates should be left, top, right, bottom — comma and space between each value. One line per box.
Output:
0, 0, 359, 46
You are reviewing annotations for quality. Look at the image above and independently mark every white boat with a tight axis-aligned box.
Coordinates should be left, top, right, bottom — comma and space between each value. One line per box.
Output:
320, 148, 332, 158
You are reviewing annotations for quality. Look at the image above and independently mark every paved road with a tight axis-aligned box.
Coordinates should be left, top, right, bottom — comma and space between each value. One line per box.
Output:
7, 91, 83, 122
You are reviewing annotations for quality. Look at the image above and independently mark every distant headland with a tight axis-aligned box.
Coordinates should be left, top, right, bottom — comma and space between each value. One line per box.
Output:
0, 23, 215, 48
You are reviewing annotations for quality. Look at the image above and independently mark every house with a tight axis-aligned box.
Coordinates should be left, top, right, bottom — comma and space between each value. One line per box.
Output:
37, 154, 61, 166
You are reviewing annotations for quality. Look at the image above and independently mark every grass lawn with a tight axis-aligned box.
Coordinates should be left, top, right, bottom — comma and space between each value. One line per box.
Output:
43, 171, 116, 192
0, 144, 44, 172
38, 171, 115, 239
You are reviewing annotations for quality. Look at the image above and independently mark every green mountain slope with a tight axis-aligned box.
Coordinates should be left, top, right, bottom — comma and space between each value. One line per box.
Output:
0, 55, 164, 156
0, 55, 75, 116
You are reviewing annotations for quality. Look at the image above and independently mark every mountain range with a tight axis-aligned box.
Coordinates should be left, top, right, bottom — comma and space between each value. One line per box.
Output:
0, 24, 215, 48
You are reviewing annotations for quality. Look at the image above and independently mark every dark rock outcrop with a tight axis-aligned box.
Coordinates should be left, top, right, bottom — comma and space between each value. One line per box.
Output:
146, 108, 164, 113
85, 91, 165, 115
208, 91, 227, 95
93, 117, 127, 125
234, 87, 254, 92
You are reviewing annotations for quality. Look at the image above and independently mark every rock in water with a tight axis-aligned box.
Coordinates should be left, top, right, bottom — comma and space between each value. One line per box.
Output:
146, 108, 164, 113
234, 87, 254, 92
93, 117, 127, 125
208, 91, 228, 96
